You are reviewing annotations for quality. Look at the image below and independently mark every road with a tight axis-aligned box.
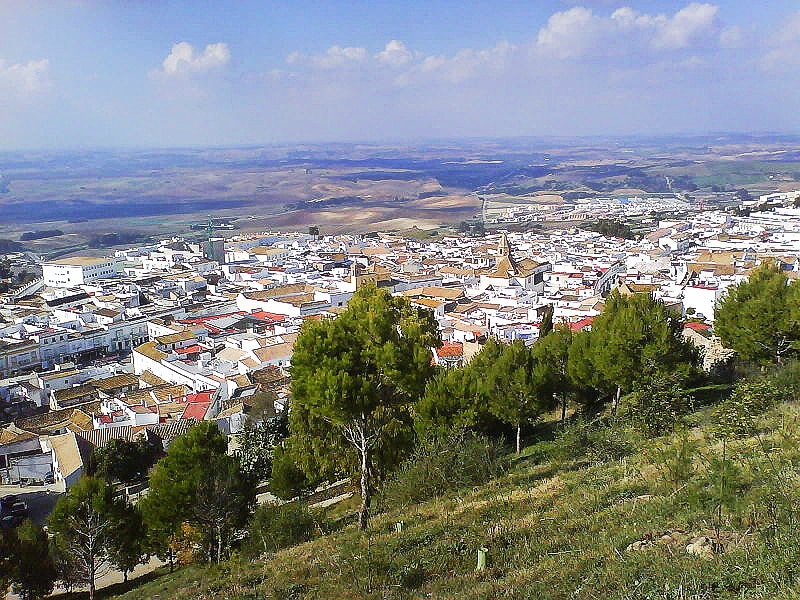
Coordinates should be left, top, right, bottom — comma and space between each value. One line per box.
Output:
0, 484, 61, 526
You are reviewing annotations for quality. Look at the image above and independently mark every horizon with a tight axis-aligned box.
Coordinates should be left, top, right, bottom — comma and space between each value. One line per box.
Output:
2, 130, 800, 156
2, 1, 800, 152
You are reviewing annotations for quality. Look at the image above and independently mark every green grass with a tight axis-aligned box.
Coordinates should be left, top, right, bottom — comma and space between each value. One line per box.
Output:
112, 401, 800, 600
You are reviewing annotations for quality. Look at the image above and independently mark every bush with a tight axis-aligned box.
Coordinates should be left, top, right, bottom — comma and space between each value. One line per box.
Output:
621, 374, 693, 437
713, 376, 789, 438
530, 419, 641, 467
269, 446, 314, 500
242, 502, 315, 558
380, 429, 508, 509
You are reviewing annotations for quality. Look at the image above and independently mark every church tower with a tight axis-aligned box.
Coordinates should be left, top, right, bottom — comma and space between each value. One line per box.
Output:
498, 232, 511, 257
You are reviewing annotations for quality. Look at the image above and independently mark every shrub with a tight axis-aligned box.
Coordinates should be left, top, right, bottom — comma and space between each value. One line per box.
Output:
713, 376, 789, 438
646, 429, 699, 493
532, 419, 641, 467
269, 445, 314, 500
621, 374, 693, 437
242, 502, 315, 558
380, 429, 508, 509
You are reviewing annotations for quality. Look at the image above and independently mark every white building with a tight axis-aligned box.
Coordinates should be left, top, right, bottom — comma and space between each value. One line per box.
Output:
42, 256, 118, 288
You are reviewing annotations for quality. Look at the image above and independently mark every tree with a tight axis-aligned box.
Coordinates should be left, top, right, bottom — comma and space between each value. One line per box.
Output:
289, 283, 440, 529
566, 329, 603, 410
108, 505, 147, 583
484, 340, 550, 453
269, 444, 314, 500
48, 477, 126, 600
539, 304, 555, 338
714, 262, 800, 365
417, 348, 515, 439
235, 413, 289, 482
532, 326, 574, 422
191, 454, 255, 563
415, 365, 486, 437
588, 292, 699, 413
139, 421, 229, 566
11, 520, 57, 600
89, 438, 160, 483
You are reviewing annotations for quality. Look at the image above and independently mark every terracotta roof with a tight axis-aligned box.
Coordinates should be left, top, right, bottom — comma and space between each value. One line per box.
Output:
254, 342, 294, 363
436, 342, 464, 358
569, 316, 595, 332
155, 330, 196, 345
53, 384, 97, 403
48, 431, 85, 479
135, 341, 168, 362
684, 321, 712, 332
16, 404, 100, 434
216, 401, 244, 419
0, 427, 38, 446
241, 284, 313, 300
412, 298, 444, 309
91, 373, 139, 391
138, 370, 169, 388
75, 426, 140, 449
181, 402, 210, 421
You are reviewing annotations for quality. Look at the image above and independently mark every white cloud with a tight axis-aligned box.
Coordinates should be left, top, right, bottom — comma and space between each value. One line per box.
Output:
158, 42, 230, 76
536, 3, 720, 58
653, 3, 719, 49
0, 58, 51, 97
536, 7, 602, 59
376, 40, 414, 66
288, 45, 366, 69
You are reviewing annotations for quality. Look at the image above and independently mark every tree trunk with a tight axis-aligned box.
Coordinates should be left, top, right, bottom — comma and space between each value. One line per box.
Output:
358, 444, 371, 530
612, 386, 621, 416
123, 570, 128, 583
516, 423, 522, 454
560, 394, 567, 423
217, 524, 223, 564
88, 555, 96, 600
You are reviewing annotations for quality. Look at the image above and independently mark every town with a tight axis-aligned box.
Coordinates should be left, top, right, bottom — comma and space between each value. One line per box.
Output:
1, 190, 799, 496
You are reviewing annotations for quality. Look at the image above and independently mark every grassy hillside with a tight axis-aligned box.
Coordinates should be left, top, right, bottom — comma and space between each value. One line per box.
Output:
107, 392, 800, 600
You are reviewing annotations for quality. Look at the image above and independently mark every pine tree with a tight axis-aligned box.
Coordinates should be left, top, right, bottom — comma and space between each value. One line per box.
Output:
139, 421, 230, 565
288, 283, 440, 529
714, 262, 800, 365
11, 520, 57, 600
484, 340, 549, 453
588, 291, 698, 413
48, 477, 126, 600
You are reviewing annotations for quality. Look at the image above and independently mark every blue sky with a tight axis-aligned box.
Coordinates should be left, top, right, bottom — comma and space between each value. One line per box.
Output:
1, 1, 799, 150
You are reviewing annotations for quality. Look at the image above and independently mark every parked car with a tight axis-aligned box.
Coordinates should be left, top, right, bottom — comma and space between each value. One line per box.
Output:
10, 502, 28, 518
0, 514, 22, 530
0, 495, 19, 515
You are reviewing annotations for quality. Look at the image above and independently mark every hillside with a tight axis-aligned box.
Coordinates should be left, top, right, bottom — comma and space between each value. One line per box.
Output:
109, 394, 800, 600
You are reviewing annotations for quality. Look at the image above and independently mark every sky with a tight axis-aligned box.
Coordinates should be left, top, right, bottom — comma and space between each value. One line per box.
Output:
0, 0, 799, 150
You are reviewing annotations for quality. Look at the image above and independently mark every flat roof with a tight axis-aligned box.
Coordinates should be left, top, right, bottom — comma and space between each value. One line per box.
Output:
44, 256, 114, 266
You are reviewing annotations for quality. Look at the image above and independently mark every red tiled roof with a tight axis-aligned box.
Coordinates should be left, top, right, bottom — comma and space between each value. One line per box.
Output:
251, 310, 288, 323
436, 342, 464, 358
684, 321, 712, 332
175, 344, 205, 354
183, 390, 215, 404
181, 402, 210, 421
569, 316, 595, 332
